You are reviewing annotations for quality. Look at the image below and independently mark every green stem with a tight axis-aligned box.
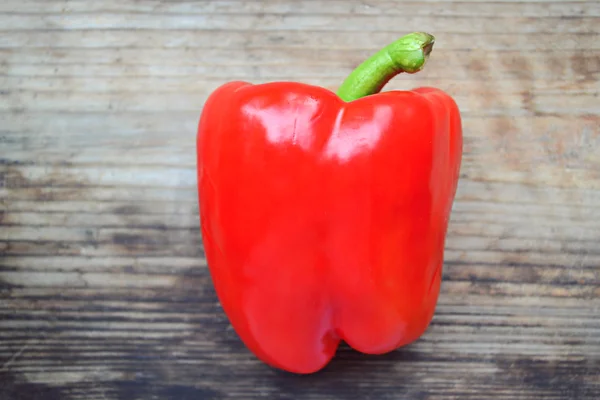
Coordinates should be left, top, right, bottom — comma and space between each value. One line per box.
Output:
336, 32, 435, 102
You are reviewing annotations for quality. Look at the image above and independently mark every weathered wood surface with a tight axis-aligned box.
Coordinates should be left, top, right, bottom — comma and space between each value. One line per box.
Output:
1, 0, 599, 399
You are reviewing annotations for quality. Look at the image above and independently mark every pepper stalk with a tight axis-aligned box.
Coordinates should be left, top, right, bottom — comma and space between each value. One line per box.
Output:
336, 32, 435, 102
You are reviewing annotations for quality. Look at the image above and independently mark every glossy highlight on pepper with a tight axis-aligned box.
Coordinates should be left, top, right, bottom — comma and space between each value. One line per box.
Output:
196, 32, 463, 374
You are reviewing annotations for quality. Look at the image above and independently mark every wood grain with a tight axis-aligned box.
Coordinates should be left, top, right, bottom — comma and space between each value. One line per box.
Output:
1, 0, 599, 399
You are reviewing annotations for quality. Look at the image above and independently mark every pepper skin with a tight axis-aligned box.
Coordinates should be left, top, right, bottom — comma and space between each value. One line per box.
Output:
197, 33, 462, 374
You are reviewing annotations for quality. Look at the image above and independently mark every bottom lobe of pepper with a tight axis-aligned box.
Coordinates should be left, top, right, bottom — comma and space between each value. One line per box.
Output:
220, 259, 442, 374
205, 202, 445, 374
231, 245, 341, 374
234, 298, 439, 375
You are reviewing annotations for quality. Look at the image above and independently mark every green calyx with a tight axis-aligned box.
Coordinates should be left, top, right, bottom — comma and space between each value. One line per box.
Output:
336, 32, 435, 102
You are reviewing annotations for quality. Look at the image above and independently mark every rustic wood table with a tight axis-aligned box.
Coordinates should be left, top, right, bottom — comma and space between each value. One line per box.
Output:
1, 1, 599, 399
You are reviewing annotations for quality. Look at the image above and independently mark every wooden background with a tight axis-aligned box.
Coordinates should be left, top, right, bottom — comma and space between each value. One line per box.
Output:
1, 0, 599, 399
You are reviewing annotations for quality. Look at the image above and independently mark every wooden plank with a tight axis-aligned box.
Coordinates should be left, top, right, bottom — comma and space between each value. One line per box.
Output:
1, 31, 598, 51
1, 1, 597, 17
0, 14, 596, 33
2, 51, 598, 102
2, 47, 598, 70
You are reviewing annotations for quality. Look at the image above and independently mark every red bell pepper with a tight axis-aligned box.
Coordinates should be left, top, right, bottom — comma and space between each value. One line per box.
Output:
196, 32, 462, 374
